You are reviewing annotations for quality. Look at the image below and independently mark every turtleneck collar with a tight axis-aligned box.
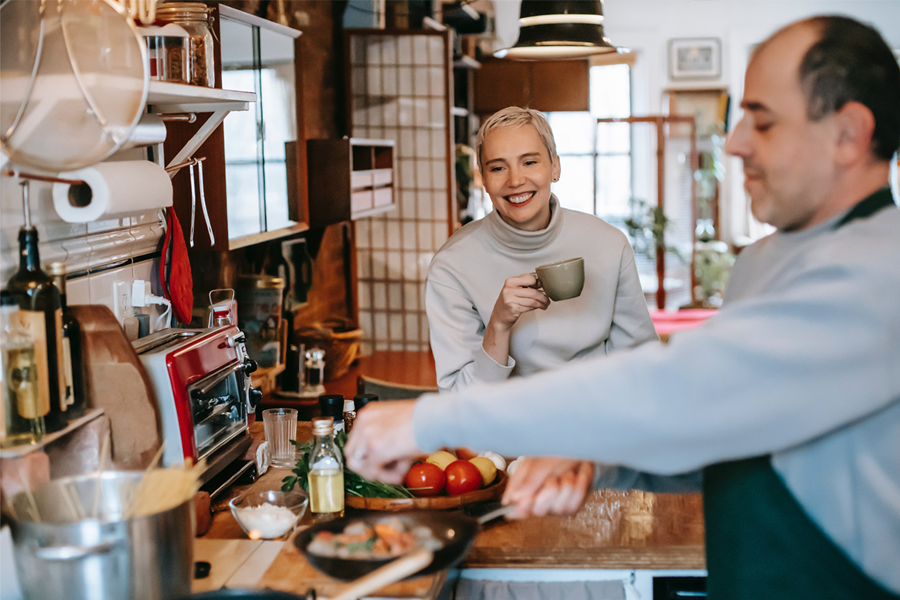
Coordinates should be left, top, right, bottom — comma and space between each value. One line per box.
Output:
484, 194, 564, 253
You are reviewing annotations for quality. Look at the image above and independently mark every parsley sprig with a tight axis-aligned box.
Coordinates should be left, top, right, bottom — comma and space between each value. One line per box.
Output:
281, 430, 413, 499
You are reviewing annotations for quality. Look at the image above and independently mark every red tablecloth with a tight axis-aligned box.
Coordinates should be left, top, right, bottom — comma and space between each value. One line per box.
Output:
650, 309, 718, 338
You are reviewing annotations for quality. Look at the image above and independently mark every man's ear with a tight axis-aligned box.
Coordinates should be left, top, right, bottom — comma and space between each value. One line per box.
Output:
834, 101, 877, 165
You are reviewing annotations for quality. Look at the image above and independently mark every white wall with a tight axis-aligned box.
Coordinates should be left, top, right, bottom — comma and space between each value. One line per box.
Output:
599, 0, 900, 243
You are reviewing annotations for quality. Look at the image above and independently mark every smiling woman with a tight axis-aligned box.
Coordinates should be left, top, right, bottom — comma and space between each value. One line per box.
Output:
423, 106, 659, 395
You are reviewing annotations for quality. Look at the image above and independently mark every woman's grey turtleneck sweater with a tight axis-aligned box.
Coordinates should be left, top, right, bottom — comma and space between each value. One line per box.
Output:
425, 195, 659, 392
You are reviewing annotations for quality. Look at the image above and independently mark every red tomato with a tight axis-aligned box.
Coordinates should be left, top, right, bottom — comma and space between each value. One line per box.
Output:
444, 460, 483, 496
404, 462, 446, 497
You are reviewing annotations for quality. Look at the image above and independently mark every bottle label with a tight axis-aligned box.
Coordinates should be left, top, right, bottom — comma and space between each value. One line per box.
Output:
54, 308, 66, 412
62, 336, 74, 405
5, 344, 42, 419
11, 311, 51, 418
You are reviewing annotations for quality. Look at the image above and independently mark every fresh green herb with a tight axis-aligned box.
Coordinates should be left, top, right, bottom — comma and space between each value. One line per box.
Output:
345, 536, 377, 553
281, 430, 413, 499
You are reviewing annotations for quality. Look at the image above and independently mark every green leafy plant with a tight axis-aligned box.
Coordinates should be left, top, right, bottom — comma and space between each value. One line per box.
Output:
694, 242, 735, 307
623, 198, 684, 263
281, 430, 413, 498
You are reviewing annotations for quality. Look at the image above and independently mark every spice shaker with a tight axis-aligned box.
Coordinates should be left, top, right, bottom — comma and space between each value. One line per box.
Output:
342, 398, 356, 434
303, 347, 326, 396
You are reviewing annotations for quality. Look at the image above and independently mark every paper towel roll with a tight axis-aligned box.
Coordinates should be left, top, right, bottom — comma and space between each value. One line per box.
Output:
52, 160, 173, 223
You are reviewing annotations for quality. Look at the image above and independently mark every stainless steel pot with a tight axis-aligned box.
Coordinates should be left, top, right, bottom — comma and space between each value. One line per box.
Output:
7, 471, 194, 600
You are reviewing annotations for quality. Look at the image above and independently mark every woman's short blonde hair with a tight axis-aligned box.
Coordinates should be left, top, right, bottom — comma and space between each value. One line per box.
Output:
475, 106, 558, 173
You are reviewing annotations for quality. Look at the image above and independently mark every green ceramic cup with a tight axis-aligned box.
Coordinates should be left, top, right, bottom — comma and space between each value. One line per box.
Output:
533, 257, 585, 301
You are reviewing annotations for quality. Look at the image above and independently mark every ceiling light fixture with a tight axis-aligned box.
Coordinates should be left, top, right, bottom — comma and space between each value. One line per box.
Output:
496, 0, 626, 61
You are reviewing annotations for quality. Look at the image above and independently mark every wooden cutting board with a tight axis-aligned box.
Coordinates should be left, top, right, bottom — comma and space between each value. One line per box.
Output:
70, 305, 161, 469
258, 528, 446, 599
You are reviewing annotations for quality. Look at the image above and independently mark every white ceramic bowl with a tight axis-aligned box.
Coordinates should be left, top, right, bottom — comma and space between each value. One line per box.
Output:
229, 490, 308, 540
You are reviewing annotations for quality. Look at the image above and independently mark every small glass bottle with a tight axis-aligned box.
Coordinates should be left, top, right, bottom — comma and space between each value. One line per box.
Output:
155, 2, 215, 87
307, 417, 344, 520
1, 291, 46, 448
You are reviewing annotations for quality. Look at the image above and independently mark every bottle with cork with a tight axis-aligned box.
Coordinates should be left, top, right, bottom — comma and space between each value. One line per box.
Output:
307, 416, 344, 520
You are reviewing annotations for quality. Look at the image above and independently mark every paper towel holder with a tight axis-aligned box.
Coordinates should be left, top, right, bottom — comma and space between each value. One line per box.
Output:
1, 169, 86, 186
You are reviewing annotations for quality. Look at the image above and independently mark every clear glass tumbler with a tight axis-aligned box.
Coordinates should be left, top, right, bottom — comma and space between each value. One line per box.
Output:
262, 408, 298, 468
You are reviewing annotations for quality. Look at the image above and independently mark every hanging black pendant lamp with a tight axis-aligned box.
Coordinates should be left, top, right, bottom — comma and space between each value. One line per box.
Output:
496, 0, 625, 60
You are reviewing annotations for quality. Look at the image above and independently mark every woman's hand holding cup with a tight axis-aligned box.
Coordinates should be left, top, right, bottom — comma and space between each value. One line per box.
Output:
490, 273, 551, 331
483, 274, 550, 365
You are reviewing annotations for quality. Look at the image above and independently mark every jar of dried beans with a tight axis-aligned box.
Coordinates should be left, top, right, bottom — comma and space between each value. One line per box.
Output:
155, 2, 215, 87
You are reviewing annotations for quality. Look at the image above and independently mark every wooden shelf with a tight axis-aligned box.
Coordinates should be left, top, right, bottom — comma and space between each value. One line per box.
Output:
0, 408, 105, 459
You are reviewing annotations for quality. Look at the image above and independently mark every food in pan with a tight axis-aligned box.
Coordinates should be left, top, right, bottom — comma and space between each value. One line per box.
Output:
307, 516, 443, 559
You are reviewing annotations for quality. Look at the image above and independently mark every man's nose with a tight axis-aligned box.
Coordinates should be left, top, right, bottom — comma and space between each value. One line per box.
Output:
724, 117, 750, 158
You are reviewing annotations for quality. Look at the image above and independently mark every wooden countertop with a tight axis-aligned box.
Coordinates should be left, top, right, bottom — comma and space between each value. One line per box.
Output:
464, 490, 705, 570
207, 351, 705, 595
204, 422, 706, 567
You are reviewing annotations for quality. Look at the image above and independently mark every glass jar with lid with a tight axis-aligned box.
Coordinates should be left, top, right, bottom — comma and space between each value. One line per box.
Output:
236, 275, 285, 367
155, 2, 215, 87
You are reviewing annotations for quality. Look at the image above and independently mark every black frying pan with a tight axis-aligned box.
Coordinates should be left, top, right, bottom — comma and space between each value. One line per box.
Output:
294, 510, 480, 581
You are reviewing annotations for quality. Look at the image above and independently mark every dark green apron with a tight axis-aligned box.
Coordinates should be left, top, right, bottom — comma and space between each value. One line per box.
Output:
702, 187, 899, 600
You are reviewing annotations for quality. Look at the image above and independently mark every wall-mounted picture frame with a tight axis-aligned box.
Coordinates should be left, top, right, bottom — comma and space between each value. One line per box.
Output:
669, 38, 722, 80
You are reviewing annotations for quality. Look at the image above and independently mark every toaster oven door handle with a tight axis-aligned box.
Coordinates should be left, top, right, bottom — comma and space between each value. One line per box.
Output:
195, 362, 244, 396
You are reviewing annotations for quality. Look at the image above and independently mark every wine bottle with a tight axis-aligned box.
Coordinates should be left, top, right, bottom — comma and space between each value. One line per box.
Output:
6, 228, 68, 432
1, 291, 47, 448
48, 262, 86, 420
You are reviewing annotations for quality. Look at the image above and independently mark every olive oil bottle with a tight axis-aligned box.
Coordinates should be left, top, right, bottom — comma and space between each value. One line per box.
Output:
308, 417, 344, 519
5, 181, 68, 432
1, 291, 47, 448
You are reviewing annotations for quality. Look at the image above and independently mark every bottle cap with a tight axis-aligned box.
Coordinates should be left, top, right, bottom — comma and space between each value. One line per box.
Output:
353, 394, 379, 410
311, 416, 334, 437
343, 398, 355, 412
318, 395, 344, 421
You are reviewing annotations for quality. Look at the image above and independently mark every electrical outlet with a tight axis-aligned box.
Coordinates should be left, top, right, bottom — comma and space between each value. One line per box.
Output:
112, 281, 132, 322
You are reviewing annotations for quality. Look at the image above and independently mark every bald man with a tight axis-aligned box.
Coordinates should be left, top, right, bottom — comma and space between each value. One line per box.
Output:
348, 16, 900, 600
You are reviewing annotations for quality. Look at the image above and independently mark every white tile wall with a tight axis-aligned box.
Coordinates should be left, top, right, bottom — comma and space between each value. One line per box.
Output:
1, 150, 166, 326
352, 32, 453, 354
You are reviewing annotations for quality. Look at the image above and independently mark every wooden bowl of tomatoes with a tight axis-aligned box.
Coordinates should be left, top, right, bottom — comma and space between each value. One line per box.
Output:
345, 453, 507, 512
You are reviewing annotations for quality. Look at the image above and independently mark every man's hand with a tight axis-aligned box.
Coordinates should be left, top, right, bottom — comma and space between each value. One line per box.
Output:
502, 458, 594, 518
345, 400, 423, 483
